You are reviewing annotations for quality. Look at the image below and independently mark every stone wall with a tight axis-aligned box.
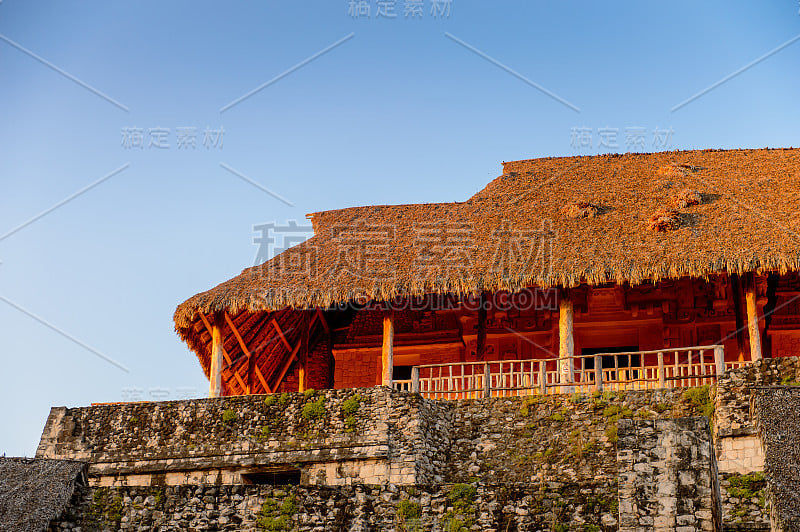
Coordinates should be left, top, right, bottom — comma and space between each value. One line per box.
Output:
446, 388, 710, 485
617, 417, 721, 532
37, 388, 422, 487
751, 386, 800, 532
36, 371, 798, 532
714, 357, 800, 439
713, 357, 800, 475
49, 482, 620, 532
718, 472, 770, 530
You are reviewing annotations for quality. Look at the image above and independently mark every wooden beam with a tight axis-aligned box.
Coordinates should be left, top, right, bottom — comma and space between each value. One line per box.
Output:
225, 312, 253, 394
233, 370, 248, 394
309, 307, 330, 334
381, 313, 394, 386
199, 313, 232, 363
272, 340, 302, 391
254, 365, 272, 394
208, 320, 223, 398
271, 318, 293, 351
558, 290, 574, 385
199, 312, 234, 394
730, 273, 748, 361
745, 274, 763, 361
298, 312, 309, 392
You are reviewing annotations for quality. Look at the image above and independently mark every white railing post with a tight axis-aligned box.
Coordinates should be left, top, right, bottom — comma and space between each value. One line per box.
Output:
483, 362, 491, 399
658, 351, 665, 388
714, 345, 725, 378
594, 354, 603, 392
539, 361, 547, 395
411, 366, 420, 394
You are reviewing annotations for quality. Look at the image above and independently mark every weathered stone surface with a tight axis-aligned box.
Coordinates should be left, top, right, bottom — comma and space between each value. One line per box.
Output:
35, 359, 800, 532
49, 482, 619, 531
617, 417, 721, 532
751, 386, 800, 532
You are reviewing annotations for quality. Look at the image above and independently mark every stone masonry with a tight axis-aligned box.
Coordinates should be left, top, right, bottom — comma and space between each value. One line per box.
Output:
617, 417, 721, 532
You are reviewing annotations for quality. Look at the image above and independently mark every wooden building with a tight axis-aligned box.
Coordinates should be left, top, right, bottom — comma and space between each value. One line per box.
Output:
174, 148, 800, 398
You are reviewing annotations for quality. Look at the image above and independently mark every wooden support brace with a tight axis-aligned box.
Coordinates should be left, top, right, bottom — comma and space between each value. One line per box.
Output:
225, 312, 253, 394
272, 340, 302, 391
381, 313, 394, 386
254, 366, 272, 394
271, 318, 293, 352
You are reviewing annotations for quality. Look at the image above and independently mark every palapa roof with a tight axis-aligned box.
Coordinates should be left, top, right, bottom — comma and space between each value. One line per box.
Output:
0, 457, 86, 532
175, 148, 800, 374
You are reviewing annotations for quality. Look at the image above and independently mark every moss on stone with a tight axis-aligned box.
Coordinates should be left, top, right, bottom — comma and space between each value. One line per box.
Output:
397, 499, 422, 525
86, 487, 124, 530
301, 396, 326, 421
683, 385, 714, 418
605, 424, 618, 443
257, 494, 296, 531
222, 409, 237, 424
341, 393, 362, 417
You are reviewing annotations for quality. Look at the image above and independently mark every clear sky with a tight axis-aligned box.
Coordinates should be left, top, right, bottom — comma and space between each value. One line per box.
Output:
1, 1, 798, 456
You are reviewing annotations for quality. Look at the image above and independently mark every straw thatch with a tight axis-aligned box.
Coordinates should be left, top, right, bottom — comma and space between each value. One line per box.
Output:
175, 148, 800, 375
0, 458, 86, 532
648, 209, 681, 232
560, 201, 600, 219
673, 188, 702, 209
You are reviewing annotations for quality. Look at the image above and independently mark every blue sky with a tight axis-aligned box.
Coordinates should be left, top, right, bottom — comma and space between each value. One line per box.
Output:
1, 1, 798, 455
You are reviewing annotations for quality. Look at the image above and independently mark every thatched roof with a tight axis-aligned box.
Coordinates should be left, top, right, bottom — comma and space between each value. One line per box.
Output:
175, 148, 800, 374
0, 458, 86, 532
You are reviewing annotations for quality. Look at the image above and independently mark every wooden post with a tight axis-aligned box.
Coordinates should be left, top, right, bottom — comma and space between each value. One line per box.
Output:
539, 361, 547, 395
411, 366, 420, 394
657, 351, 665, 388
208, 320, 224, 398
381, 313, 394, 386
476, 292, 487, 360
594, 354, 603, 392
298, 312, 309, 392
730, 273, 748, 362
559, 290, 575, 387
745, 275, 763, 361
714, 345, 725, 377
483, 362, 491, 398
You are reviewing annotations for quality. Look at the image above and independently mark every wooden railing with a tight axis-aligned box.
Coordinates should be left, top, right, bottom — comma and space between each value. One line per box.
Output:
391, 345, 742, 399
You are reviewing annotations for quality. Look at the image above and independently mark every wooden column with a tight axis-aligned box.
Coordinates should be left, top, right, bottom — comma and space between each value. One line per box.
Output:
381, 313, 394, 386
476, 292, 487, 360
558, 290, 575, 385
730, 273, 748, 361
298, 311, 308, 392
745, 274, 763, 362
208, 319, 224, 398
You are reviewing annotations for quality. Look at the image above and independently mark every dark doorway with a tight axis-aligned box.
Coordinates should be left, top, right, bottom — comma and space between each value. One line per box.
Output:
581, 346, 640, 379
241, 469, 301, 486
393, 365, 413, 381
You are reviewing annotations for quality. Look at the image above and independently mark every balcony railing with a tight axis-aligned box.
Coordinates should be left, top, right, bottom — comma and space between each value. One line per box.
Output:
392, 345, 744, 399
